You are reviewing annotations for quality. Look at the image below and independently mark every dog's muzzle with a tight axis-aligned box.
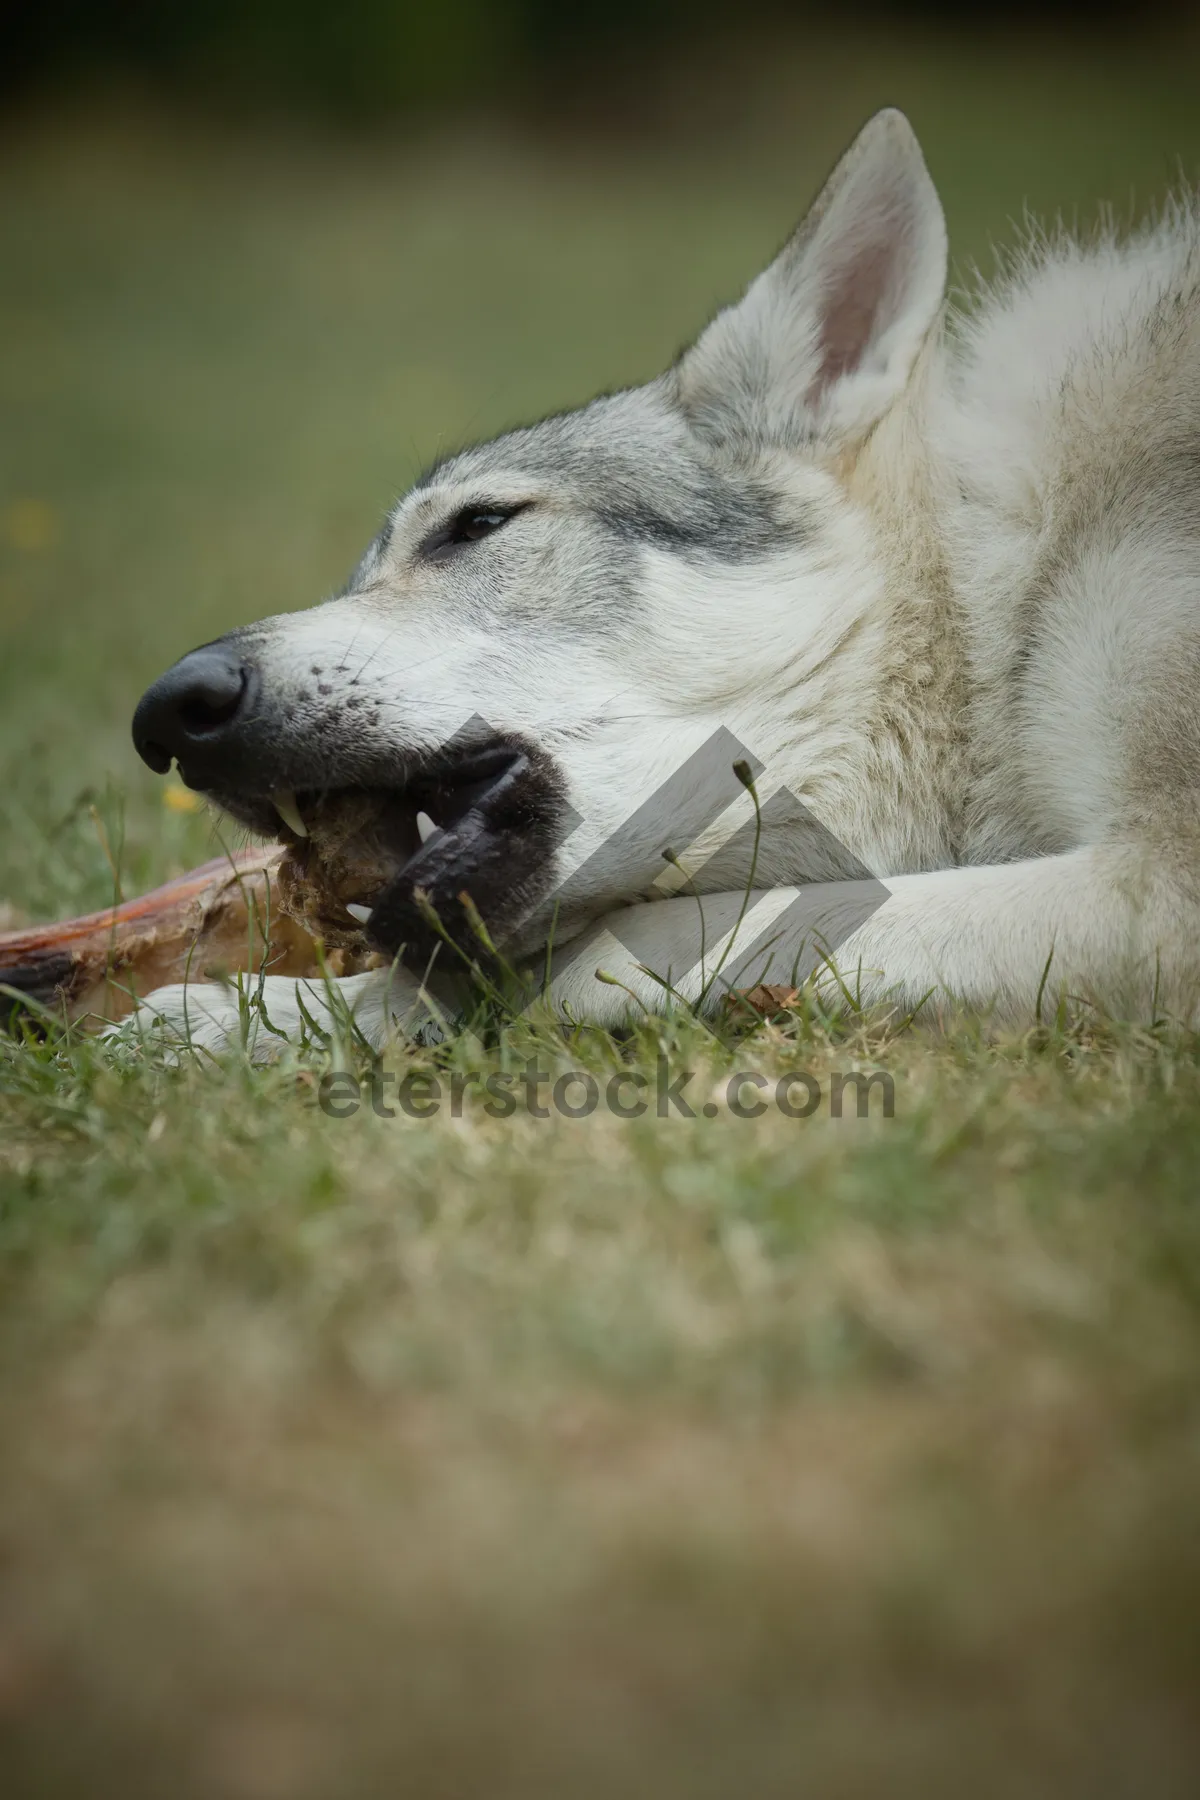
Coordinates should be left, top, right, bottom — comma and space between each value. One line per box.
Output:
130, 640, 572, 971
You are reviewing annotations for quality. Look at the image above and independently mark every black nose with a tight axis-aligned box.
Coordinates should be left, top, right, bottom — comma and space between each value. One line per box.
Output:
132, 644, 254, 777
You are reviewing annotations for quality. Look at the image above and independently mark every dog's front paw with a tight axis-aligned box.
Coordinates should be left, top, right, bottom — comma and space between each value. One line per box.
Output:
114, 978, 305, 1061
114, 969, 435, 1061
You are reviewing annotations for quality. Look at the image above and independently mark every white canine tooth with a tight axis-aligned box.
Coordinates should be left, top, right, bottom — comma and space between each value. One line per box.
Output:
416, 810, 437, 845
273, 791, 308, 838
346, 903, 373, 925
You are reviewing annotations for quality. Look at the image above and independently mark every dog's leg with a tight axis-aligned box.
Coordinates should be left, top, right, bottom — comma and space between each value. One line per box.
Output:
542, 881, 883, 1024
124, 844, 1198, 1052
545, 845, 1200, 1027
830, 847, 1200, 1023
124, 967, 428, 1060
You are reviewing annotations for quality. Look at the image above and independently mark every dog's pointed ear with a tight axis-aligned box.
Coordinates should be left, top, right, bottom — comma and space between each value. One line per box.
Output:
675, 110, 946, 450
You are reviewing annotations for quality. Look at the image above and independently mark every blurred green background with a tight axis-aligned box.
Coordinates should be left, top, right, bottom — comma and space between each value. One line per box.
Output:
3, 7, 1200, 921
8, 3, 1180, 121
6, 22, 1200, 1795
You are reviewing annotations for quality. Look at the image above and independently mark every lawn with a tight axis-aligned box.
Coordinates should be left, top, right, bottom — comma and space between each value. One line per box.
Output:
3, 32, 1200, 1797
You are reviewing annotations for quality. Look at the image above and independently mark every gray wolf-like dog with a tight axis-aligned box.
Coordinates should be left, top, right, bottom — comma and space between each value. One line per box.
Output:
128, 109, 1200, 1054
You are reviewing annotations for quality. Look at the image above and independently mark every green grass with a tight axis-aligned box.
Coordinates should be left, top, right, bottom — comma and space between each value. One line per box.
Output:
4, 34, 1200, 1797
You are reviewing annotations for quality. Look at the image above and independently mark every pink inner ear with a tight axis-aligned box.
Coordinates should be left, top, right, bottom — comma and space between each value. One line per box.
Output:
807, 230, 895, 405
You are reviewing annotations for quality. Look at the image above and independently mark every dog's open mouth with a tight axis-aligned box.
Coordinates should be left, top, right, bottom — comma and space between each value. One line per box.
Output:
232, 737, 568, 970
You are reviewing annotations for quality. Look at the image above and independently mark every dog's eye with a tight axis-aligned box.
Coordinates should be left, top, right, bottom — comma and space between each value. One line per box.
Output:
455, 509, 510, 541
423, 505, 522, 561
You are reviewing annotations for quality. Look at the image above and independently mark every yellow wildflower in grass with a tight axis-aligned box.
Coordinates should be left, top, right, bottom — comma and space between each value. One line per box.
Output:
163, 784, 203, 813
2, 499, 58, 552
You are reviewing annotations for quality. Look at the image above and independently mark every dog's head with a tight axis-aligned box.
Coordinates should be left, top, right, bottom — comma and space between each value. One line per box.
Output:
132, 110, 946, 968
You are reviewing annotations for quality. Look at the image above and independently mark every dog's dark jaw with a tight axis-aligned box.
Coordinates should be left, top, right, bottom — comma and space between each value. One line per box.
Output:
200, 731, 572, 971
363, 744, 570, 970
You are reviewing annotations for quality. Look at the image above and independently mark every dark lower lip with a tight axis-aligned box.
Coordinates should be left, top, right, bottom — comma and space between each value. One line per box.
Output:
365, 744, 565, 968
406, 744, 523, 827
205, 743, 524, 844
199, 733, 569, 969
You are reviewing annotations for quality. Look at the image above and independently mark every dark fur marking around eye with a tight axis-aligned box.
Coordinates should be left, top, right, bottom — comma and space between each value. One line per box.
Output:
419, 503, 527, 563
593, 485, 793, 560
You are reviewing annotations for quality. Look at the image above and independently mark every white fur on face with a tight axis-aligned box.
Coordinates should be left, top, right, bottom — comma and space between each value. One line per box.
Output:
243, 450, 896, 937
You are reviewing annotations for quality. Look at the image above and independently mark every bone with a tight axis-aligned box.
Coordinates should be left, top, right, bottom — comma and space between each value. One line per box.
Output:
273, 792, 414, 948
416, 810, 437, 845
0, 846, 378, 1029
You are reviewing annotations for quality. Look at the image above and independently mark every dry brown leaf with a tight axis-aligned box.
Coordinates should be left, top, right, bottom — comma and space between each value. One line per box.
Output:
730, 983, 802, 1017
